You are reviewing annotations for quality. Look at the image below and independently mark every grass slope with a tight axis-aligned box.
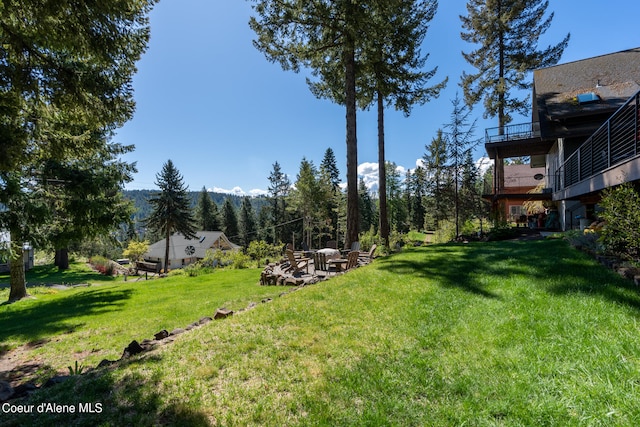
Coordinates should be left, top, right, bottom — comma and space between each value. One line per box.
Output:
0, 265, 286, 382
3, 240, 640, 426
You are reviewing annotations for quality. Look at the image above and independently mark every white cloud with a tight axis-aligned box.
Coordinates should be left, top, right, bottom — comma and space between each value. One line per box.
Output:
475, 156, 493, 176
357, 162, 379, 191
249, 188, 268, 197
210, 186, 246, 196
207, 186, 269, 197
356, 162, 409, 192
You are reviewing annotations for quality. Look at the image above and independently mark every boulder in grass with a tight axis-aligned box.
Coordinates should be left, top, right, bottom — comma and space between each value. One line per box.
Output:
154, 330, 169, 340
198, 316, 213, 325
43, 376, 70, 388
214, 308, 233, 319
11, 383, 37, 400
122, 340, 144, 358
98, 359, 116, 368
0, 381, 13, 401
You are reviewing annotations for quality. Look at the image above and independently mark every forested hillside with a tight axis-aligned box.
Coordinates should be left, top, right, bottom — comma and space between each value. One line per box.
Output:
123, 190, 268, 227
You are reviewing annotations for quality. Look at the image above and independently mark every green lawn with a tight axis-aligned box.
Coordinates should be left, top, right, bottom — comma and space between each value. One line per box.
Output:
0, 264, 287, 383
2, 239, 640, 426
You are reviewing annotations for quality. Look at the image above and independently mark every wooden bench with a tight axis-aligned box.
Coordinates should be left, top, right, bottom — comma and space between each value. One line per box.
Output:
136, 261, 161, 274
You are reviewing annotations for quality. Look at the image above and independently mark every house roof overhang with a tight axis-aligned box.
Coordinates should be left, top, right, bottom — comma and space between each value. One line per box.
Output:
482, 192, 553, 202
485, 137, 555, 160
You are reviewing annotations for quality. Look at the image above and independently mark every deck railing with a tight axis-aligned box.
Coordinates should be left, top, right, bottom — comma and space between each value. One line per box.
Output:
485, 122, 541, 144
556, 91, 640, 190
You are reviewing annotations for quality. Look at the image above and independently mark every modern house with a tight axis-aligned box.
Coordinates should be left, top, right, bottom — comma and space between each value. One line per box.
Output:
495, 163, 547, 223
484, 47, 640, 230
144, 231, 240, 270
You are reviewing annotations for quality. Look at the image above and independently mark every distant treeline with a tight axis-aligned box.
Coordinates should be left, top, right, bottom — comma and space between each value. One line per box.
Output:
123, 189, 269, 227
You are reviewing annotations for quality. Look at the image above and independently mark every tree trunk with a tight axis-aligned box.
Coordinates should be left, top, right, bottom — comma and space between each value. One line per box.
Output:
8, 227, 27, 302
493, 2, 506, 221
344, 39, 359, 249
377, 91, 390, 247
56, 248, 70, 270
164, 229, 170, 273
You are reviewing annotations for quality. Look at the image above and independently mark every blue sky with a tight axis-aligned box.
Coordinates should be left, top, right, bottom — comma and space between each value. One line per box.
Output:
116, 0, 639, 195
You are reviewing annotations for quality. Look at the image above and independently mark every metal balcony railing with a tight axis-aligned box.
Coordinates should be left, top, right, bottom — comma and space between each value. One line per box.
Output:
485, 122, 541, 144
556, 90, 640, 190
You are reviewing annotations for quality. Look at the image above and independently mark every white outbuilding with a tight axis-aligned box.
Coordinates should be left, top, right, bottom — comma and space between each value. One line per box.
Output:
144, 231, 240, 271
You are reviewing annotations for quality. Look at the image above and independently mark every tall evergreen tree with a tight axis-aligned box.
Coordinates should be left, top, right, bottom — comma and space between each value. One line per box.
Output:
256, 205, 273, 243
289, 158, 322, 248
409, 166, 427, 230
459, 150, 483, 226
320, 148, 341, 241
238, 196, 257, 247
145, 160, 196, 273
221, 197, 239, 242
0, 0, 156, 300
364, 0, 446, 245
444, 94, 478, 237
423, 129, 452, 229
460, 0, 569, 195
385, 162, 407, 233
320, 148, 341, 191
460, 0, 568, 125
267, 161, 291, 243
250, 0, 375, 248
358, 178, 376, 234
44, 142, 136, 270
195, 187, 220, 231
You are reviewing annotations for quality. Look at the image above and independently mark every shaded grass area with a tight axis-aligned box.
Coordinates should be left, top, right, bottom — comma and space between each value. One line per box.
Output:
0, 266, 286, 380
0, 262, 118, 289
3, 240, 640, 426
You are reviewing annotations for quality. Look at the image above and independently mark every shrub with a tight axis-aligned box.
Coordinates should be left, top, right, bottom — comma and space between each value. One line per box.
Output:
359, 227, 380, 251
89, 256, 115, 276
388, 230, 406, 251
433, 220, 456, 244
563, 229, 601, 253
197, 249, 251, 270
599, 182, 640, 261
228, 251, 250, 269
183, 263, 201, 277
486, 221, 517, 241
357, 228, 404, 256
167, 268, 186, 277
246, 240, 281, 265
122, 240, 149, 262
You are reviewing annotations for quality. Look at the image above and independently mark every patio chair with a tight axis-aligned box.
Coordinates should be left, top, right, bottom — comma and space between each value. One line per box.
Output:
341, 241, 360, 256
285, 249, 310, 275
358, 244, 377, 264
313, 251, 336, 277
345, 250, 359, 270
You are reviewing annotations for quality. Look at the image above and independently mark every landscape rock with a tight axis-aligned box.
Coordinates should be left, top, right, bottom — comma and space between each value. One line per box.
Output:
43, 376, 70, 388
154, 329, 169, 340
97, 359, 116, 368
214, 309, 233, 320
122, 340, 144, 358
170, 328, 186, 335
139, 340, 158, 351
0, 381, 13, 401
198, 316, 213, 325
11, 383, 37, 399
